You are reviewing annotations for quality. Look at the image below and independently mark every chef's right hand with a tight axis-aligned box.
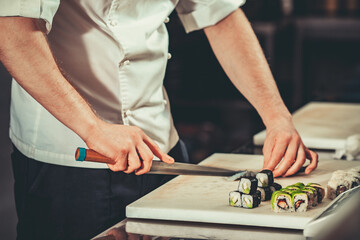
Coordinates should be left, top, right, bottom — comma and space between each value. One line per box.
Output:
84, 120, 174, 175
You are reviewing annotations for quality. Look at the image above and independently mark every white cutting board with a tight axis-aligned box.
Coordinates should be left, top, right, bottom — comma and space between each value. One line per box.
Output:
126, 153, 360, 230
253, 102, 360, 150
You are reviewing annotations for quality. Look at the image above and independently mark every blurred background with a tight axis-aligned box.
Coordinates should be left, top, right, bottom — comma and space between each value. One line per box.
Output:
1, 0, 360, 238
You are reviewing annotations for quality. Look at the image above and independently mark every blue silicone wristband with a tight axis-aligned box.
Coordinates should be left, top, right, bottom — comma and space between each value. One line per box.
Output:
76, 148, 87, 161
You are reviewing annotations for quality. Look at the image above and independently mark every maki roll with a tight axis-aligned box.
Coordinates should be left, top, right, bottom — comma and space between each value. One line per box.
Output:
293, 182, 305, 188
271, 191, 293, 213
280, 188, 293, 194
257, 187, 272, 201
229, 191, 242, 207
238, 177, 258, 194
256, 170, 274, 187
292, 191, 308, 212
242, 192, 261, 209
270, 183, 282, 193
301, 188, 317, 207
307, 183, 325, 203
286, 186, 301, 191
326, 170, 352, 200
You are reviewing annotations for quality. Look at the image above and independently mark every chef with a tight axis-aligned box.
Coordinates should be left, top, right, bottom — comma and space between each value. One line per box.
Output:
0, 0, 318, 239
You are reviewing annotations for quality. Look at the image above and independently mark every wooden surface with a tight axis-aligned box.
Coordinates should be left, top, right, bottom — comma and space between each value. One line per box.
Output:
126, 153, 360, 230
253, 102, 360, 150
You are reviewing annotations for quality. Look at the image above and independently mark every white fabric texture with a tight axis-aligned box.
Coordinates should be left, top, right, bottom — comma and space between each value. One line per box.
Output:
1, 0, 245, 168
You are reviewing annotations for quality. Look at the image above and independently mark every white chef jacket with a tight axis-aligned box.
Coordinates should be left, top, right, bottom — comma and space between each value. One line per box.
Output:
0, 0, 246, 168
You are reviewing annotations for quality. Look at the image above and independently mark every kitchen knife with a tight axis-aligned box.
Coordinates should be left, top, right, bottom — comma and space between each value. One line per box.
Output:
75, 147, 244, 177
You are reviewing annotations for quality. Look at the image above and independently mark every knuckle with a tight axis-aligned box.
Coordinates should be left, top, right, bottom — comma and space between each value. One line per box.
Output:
134, 162, 142, 169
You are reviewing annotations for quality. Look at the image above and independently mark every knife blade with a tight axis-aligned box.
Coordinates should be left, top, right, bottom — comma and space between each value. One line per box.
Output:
75, 147, 244, 177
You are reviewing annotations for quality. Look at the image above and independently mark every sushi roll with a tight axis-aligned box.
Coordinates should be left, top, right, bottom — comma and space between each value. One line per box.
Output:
271, 191, 293, 213
293, 182, 305, 188
256, 170, 274, 187
242, 192, 261, 209
301, 188, 317, 208
292, 191, 308, 212
280, 188, 293, 194
257, 187, 272, 201
269, 183, 282, 193
286, 186, 301, 191
243, 171, 257, 178
326, 171, 352, 200
307, 183, 325, 203
238, 177, 258, 195
229, 191, 242, 207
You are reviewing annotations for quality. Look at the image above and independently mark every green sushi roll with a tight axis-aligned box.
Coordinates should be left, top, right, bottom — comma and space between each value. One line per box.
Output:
286, 186, 301, 191
307, 183, 325, 203
301, 188, 317, 207
271, 191, 293, 213
291, 190, 308, 212
292, 182, 305, 188
302, 187, 318, 207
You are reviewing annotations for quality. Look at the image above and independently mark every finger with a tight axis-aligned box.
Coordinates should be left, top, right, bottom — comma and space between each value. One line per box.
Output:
135, 142, 153, 175
305, 149, 318, 174
142, 134, 174, 164
265, 139, 289, 171
127, 232, 141, 240
262, 136, 274, 169
107, 149, 128, 172
107, 227, 126, 240
283, 146, 306, 177
123, 148, 141, 174
273, 140, 299, 177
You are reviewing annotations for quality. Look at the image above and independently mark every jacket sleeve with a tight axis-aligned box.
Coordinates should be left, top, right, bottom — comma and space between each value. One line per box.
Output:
0, 0, 60, 33
176, 0, 246, 33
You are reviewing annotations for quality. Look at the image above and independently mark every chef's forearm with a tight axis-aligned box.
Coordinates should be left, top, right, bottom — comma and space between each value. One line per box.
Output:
204, 9, 291, 127
0, 17, 99, 141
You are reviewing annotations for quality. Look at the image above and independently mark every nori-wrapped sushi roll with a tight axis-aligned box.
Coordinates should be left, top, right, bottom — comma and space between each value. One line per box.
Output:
256, 169, 274, 187
270, 183, 282, 193
292, 191, 308, 212
229, 191, 242, 207
257, 187, 272, 201
242, 192, 261, 209
238, 176, 258, 194
271, 191, 293, 213
307, 183, 325, 203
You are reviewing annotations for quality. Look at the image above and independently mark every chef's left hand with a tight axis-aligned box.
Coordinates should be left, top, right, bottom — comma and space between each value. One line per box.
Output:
262, 117, 318, 177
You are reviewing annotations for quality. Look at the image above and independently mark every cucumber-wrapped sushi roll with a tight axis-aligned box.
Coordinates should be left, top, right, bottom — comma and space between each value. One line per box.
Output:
256, 169, 274, 187
242, 191, 261, 209
238, 177, 258, 195
271, 191, 293, 213
280, 188, 293, 194
292, 191, 308, 212
302, 187, 318, 207
286, 186, 301, 191
257, 187, 272, 201
293, 182, 305, 188
229, 191, 242, 207
307, 183, 325, 203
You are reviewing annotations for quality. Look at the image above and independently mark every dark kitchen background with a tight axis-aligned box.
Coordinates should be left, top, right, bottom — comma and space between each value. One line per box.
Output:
1, 0, 360, 238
